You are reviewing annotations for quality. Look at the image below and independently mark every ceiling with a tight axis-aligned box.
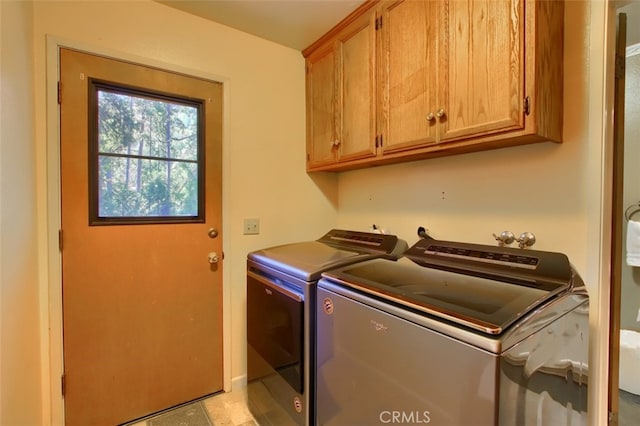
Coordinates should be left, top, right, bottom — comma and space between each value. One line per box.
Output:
155, 0, 365, 51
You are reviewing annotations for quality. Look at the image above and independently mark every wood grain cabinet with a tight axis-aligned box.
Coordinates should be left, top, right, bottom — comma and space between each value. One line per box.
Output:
305, 10, 377, 169
303, 0, 564, 172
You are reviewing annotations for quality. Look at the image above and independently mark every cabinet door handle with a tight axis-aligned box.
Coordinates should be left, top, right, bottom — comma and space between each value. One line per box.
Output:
436, 108, 446, 119
426, 112, 435, 121
333, 140, 341, 147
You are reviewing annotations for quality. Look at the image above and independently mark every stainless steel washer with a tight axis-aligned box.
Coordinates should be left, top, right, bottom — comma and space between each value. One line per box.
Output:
316, 237, 589, 425
246, 229, 407, 425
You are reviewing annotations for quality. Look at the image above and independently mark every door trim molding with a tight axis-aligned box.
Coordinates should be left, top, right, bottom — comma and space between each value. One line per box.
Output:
43, 35, 233, 425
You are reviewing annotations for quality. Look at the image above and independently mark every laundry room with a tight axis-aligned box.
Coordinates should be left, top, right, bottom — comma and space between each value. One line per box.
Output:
0, 1, 624, 425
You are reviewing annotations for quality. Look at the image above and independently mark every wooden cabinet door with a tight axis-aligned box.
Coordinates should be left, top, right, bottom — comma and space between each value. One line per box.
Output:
306, 45, 338, 169
379, 0, 438, 154
336, 12, 377, 161
438, 0, 524, 142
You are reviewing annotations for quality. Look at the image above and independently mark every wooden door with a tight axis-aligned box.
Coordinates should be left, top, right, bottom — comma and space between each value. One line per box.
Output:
439, 0, 524, 142
306, 45, 338, 169
336, 10, 377, 162
379, 0, 438, 154
60, 48, 224, 426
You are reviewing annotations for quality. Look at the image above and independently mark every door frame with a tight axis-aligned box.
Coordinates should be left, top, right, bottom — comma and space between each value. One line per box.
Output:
43, 36, 232, 425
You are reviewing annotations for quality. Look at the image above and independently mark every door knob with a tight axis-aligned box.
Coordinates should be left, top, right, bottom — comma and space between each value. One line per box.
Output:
436, 108, 446, 118
426, 112, 435, 121
207, 228, 219, 238
208, 252, 219, 264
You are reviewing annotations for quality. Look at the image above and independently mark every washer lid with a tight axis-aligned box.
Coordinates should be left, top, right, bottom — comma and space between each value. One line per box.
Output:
321, 239, 576, 335
248, 241, 369, 281
247, 229, 407, 282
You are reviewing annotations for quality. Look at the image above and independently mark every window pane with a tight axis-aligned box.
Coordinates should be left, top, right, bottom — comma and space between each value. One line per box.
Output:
98, 156, 198, 217
98, 90, 198, 161
90, 81, 204, 223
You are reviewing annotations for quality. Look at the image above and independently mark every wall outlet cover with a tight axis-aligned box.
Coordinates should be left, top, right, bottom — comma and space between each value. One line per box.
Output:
244, 218, 260, 235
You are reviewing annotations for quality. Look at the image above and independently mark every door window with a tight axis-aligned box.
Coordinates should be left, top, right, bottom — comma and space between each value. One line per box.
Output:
89, 80, 204, 224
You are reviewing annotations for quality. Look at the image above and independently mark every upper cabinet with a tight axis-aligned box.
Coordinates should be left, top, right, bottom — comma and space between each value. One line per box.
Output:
303, 0, 564, 172
378, 0, 438, 153
305, 10, 377, 169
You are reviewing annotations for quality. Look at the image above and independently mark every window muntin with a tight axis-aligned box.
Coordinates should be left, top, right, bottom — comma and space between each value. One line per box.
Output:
89, 81, 204, 224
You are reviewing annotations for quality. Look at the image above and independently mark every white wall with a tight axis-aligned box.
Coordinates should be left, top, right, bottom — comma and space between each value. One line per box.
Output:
0, 1, 43, 425
29, 0, 338, 423
336, 2, 590, 274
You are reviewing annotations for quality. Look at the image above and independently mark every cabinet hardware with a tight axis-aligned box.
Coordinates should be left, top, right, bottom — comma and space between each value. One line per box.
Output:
524, 96, 530, 116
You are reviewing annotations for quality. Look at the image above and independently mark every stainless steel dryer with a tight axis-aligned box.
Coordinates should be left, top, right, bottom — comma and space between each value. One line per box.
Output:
316, 237, 589, 426
246, 229, 407, 425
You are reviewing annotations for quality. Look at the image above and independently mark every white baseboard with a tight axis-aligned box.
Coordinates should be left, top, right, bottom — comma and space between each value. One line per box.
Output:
231, 375, 247, 392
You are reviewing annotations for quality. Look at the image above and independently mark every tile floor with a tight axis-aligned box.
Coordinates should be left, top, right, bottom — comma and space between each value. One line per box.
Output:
619, 389, 640, 426
129, 388, 257, 426
202, 389, 257, 426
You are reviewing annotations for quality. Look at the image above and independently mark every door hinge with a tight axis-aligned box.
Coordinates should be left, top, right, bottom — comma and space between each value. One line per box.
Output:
608, 410, 618, 425
61, 374, 66, 397
57, 81, 62, 105
58, 229, 63, 251
523, 96, 531, 116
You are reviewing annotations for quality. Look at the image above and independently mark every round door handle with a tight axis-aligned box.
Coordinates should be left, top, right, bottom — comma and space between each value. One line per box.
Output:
436, 108, 446, 118
208, 252, 219, 264
207, 228, 219, 239
426, 112, 435, 121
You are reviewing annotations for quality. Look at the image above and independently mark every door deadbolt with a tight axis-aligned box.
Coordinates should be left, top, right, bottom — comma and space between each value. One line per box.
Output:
208, 252, 219, 264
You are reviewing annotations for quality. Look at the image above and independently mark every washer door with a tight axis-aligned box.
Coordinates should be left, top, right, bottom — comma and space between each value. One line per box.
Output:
247, 271, 303, 393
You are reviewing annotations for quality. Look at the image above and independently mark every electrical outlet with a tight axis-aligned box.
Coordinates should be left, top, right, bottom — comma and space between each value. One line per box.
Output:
244, 218, 260, 235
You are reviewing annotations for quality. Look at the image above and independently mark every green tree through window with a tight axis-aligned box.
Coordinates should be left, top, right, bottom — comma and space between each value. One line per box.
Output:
90, 82, 203, 223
